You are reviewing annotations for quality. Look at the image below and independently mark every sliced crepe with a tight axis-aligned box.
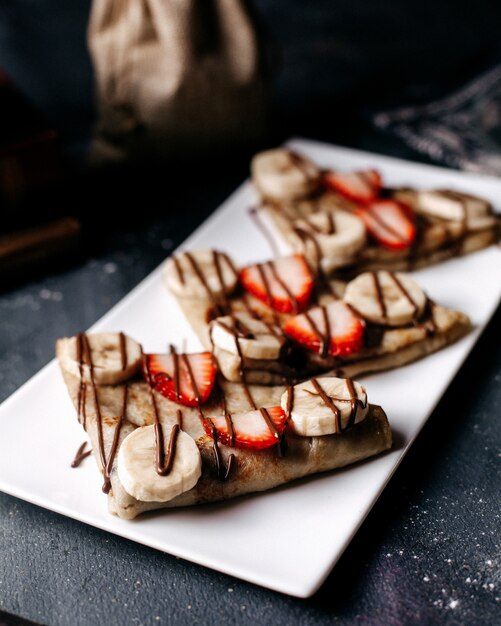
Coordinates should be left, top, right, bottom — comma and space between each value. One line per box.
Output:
56, 334, 391, 519
251, 148, 500, 275
163, 250, 471, 385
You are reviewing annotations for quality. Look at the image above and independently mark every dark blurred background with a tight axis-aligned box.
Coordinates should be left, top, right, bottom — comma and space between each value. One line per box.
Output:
2, 0, 501, 285
2, 0, 501, 162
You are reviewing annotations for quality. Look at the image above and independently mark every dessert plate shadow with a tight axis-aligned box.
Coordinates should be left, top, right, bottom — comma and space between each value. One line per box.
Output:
0, 138, 500, 597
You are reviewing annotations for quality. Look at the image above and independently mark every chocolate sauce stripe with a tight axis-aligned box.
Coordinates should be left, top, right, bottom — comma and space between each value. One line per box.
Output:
76, 333, 87, 429
172, 255, 185, 284
214, 250, 238, 313
303, 308, 330, 358
293, 226, 323, 273
266, 261, 298, 314
365, 205, 408, 243
223, 324, 257, 410
71, 441, 92, 468
155, 422, 180, 476
345, 377, 362, 429
104, 384, 127, 480
248, 206, 281, 258
311, 378, 341, 433
240, 296, 284, 340
119, 331, 127, 370
180, 351, 235, 481
371, 272, 387, 321
256, 263, 274, 311
214, 319, 253, 340
171, 345, 181, 400
387, 272, 419, 314
183, 251, 219, 307
320, 306, 331, 359
78, 333, 127, 494
259, 407, 280, 439
81, 334, 107, 473
144, 349, 181, 479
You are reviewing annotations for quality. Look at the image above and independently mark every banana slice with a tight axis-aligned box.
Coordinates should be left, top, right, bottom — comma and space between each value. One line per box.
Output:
415, 189, 491, 222
343, 271, 427, 327
281, 377, 368, 436
117, 424, 202, 502
294, 210, 366, 271
164, 249, 238, 301
210, 313, 283, 360
251, 148, 320, 201
58, 332, 142, 384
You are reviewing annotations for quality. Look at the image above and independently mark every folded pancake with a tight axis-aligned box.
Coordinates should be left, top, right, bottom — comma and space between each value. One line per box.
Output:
164, 254, 471, 386
259, 200, 499, 277
56, 340, 392, 520
249, 148, 500, 275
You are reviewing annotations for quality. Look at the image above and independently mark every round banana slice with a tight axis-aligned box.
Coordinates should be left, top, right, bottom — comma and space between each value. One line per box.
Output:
164, 249, 238, 301
251, 148, 320, 201
415, 190, 491, 222
343, 271, 426, 327
281, 377, 368, 436
294, 210, 366, 265
117, 424, 202, 502
58, 332, 142, 384
210, 313, 283, 360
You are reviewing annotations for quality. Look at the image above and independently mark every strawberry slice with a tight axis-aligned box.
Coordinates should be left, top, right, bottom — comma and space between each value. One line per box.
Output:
356, 199, 416, 250
239, 255, 314, 314
204, 406, 287, 450
324, 169, 382, 203
283, 301, 364, 358
144, 352, 216, 407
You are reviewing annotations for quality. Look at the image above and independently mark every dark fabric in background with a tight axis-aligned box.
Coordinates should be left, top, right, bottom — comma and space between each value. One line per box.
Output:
0, 2, 501, 626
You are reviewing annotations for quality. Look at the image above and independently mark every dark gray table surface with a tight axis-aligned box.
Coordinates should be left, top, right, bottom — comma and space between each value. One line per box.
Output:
2, 1, 501, 624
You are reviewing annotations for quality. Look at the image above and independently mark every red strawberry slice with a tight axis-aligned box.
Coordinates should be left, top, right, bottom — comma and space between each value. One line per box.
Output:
239, 255, 314, 314
204, 406, 287, 450
356, 199, 416, 250
324, 169, 382, 203
283, 301, 364, 358
144, 352, 216, 407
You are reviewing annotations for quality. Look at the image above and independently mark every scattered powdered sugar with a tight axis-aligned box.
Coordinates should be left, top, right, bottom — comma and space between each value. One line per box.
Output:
103, 262, 117, 274
39, 289, 63, 301
1, 294, 40, 310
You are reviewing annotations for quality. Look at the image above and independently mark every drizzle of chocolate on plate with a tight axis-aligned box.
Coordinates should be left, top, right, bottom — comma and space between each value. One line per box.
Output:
71, 441, 92, 468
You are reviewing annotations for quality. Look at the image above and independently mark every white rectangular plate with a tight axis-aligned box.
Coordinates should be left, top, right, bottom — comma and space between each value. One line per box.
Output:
0, 139, 500, 598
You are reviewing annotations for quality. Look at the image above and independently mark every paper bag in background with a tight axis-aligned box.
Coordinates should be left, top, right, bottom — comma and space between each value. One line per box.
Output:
88, 0, 268, 164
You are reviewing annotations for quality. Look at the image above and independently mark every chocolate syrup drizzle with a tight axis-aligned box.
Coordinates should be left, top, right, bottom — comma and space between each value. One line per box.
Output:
310, 377, 366, 434
76, 333, 87, 429
71, 441, 92, 468
212, 387, 236, 480
387, 272, 418, 316
76, 332, 128, 493
252, 177, 498, 278
249, 206, 281, 258
371, 271, 387, 321
143, 350, 181, 478
175, 250, 286, 470
181, 250, 238, 317
371, 271, 423, 324
302, 305, 333, 359
177, 250, 294, 468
